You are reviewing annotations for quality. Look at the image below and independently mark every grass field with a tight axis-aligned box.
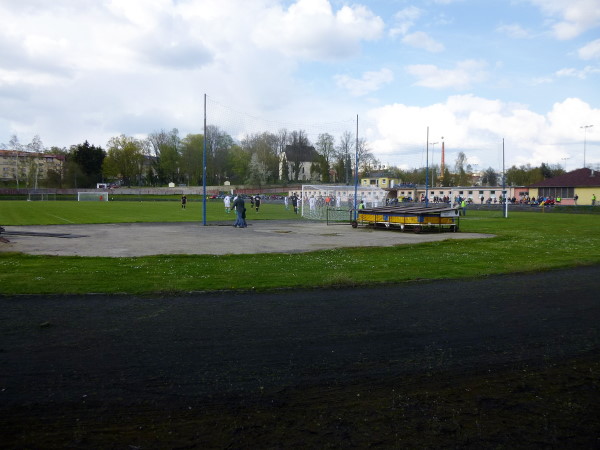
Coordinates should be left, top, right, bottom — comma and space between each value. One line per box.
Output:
1, 200, 600, 294
0, 199, 300, 225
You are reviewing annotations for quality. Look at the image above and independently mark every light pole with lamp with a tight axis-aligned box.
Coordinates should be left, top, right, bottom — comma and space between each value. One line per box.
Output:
561, 157, 570, 172
581, 125, 593, 168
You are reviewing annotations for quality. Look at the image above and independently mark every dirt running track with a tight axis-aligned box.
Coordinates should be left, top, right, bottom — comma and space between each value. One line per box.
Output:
1, 266, 600, 448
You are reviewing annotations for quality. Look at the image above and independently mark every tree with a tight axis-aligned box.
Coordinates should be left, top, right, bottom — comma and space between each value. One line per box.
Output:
148, 129, 181, 184
71, 141, 105, 187
103, 135, 145, 186
284, 130, 312, 181
356, 137, 376, 175
246, 153, 271, 189
6, 135, 24, 188
454, 152, 470, 185
280, 152, 290, 184
540, 163, 564, 180
180, 134, 204, 185
26, 135, 44, 153
205, 125, 235, 184
336, 131, 353, 184
481, 167, 498, 186
316, 133, 335, 182
242, 132, 280, 183
228, 145, 251, 184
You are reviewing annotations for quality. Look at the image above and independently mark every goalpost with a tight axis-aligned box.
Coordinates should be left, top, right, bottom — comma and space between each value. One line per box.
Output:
300, 184, 387, 221
78, 192, 109, 201
27, 192, 56, 201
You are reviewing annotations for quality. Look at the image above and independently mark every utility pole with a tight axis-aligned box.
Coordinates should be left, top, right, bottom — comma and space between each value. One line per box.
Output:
425, 127, 429, 207
203, 94, 207, 226
353, 115, 359, 219
581, 125, 593, 168
502, 138, 507, 219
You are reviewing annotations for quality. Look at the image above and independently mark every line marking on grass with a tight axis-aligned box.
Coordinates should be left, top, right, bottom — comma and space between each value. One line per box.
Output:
48, 214, 75, 224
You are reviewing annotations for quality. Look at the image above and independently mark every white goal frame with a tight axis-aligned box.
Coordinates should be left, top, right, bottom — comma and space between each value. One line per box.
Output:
78, 192, 109, 201
299, 184, 387, 220
28, 192, 56, 201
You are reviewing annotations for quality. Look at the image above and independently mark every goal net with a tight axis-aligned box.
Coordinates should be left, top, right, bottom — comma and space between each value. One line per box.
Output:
78, 192, 109, 201
27, 192, 56, 201
300, 185, 387, 221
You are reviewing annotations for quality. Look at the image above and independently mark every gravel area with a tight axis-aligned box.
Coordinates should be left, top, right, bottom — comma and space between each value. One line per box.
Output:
0, 220, 493, 257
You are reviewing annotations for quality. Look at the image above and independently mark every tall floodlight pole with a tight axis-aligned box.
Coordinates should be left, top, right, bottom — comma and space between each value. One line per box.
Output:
425, 127, 429, 207
581, 125, 593, 168
353, 114, 359, 220
203, 94, 207, 226
430, 141, 438, 187
502, 138, 507, 219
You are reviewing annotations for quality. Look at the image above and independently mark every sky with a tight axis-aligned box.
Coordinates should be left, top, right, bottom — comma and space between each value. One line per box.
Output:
1, 0, 599, 173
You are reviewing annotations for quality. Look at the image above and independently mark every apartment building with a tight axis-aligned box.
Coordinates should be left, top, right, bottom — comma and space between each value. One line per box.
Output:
0, 149, 65, 184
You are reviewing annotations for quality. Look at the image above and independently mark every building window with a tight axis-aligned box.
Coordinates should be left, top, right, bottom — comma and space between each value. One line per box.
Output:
539, 187, 574, 198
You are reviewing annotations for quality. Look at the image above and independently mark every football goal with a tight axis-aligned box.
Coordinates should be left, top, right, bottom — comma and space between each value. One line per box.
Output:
300, 185, 387, 220
27, 192, 56, 201
78, 192, 109, 201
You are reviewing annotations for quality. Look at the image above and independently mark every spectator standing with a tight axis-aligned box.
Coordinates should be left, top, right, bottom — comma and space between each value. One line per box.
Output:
232, 195, 247, 228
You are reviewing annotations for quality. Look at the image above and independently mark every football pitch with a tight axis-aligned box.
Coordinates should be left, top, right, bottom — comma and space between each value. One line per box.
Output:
1, 200, 600, 294
0, 199, 300, 225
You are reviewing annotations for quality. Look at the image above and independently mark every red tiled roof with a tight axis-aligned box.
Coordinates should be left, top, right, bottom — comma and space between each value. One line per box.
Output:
529, 168, 600, 187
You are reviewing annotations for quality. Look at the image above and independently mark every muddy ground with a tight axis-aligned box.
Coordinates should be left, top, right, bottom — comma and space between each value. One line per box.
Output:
1, 265, 600, 448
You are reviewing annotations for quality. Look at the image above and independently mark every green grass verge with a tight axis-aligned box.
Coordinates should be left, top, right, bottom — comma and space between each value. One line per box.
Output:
1, 204, 599, 295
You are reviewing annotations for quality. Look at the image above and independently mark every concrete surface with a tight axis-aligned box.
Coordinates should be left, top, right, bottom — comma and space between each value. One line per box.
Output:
0, 220, 494, 257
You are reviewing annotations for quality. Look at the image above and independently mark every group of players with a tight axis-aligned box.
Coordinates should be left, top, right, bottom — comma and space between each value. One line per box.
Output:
223, 193, 300, 228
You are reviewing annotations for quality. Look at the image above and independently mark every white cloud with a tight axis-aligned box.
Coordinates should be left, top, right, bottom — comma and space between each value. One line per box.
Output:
1, 0, 599, 173
406, 60, 488, 89
252, 0, 384, 60
578, 39, 600, 60
366, 95, 600, 169
334, 68, 393, 96
556, 66, 600, 79
528, 0, 600, 39
401, 31, 445, 52
389, 6, 422, 37
496, 23, 531, 39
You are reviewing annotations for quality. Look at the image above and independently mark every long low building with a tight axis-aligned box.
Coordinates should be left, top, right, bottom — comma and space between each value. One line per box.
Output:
386, 185, 530, 205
